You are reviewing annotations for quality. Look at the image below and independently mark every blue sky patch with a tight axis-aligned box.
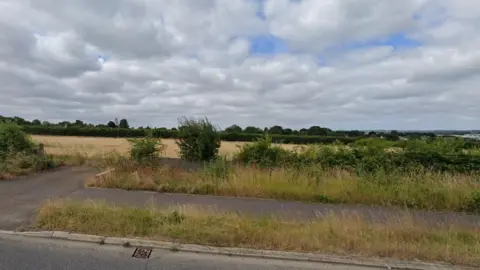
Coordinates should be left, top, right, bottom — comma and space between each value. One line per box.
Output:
348, 33, 422, 50
249, 34, 289, 55
253, 0, 266, 20
98, 55, 110, 62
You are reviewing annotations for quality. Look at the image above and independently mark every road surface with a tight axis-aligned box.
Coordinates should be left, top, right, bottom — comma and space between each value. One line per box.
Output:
0, 166, 479, 230
0, 234, 377, 270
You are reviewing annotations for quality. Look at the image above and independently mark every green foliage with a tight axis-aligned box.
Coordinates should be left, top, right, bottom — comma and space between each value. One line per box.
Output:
119, 119, 129, 129
202, 156, 233, 180
464, 191, 480, 213
233, 136, 480, 174
127, 135, 165, 162
23, 126, 156, 138
107, 121, 117, 128
352, 137, 395, 150
224, 124, 242, 133
0, 122, 55, 178
234, 135, 291, 168
0, 122, 35, 158
220, 132, 358, 144
176, 117, 221, 162
0, 151, 54, 175
21, 125, 373, 145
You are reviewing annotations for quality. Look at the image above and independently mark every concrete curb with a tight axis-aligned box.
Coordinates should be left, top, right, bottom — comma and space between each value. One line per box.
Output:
0, 230, 469, 270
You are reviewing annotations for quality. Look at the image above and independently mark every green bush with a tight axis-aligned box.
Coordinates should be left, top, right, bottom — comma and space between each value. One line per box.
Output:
127, 136, 166, 162
1, 151, 54, 173
176, 117, 221, 162
220, 132, 358, 144
234, 134, 291, 168
0, 122, 35, 158
232, 137, 480, 174
464, 191, 480, 213
0, 123, 55, 178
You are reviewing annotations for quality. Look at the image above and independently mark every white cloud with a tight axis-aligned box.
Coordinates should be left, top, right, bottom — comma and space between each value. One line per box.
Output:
0, 0, 479, 130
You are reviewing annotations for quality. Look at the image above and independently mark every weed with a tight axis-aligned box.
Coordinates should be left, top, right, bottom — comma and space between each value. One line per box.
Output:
36, 200, 480, 266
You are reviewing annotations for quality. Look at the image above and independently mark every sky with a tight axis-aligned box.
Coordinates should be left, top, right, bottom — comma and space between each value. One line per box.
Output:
0, 0, 479, 130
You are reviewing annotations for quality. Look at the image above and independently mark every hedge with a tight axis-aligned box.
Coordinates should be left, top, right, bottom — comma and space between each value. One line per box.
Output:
23, 126, 359, 144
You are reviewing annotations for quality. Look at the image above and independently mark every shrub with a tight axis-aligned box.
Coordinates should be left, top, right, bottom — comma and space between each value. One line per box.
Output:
1, 151, 54, 172
234, 135, 290, 168
176, 117, 221, 162
464, 191, 480, 213
127, 135, 166, 162
0, 123, 55, 178
0, 122, 35, 158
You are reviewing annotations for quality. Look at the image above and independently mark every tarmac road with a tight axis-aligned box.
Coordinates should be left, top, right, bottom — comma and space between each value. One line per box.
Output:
0, 234, 377, 270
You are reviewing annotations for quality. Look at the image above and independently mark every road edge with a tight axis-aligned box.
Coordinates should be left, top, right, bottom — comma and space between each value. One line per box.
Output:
0, 230, 469, 270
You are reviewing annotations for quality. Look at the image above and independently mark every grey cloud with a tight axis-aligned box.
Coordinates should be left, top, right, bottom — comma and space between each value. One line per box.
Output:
1, 0, 479, 130
265, 0, 426, 52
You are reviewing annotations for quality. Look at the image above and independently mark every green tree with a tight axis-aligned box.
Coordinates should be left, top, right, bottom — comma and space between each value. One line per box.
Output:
307, 126, 330, 136
119, 119, 129, 129
268, 125, 284, 134
74, 120, 85, 126
283, 128, 293, 135
107, 121, 117, 128
32, 119, 41, 125
225, 124, 242, 133
58, 121, 70, 127
244, 126, 262, 133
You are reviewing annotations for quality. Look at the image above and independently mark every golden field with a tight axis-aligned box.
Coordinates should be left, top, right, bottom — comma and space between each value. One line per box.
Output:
31, 135, 298, 158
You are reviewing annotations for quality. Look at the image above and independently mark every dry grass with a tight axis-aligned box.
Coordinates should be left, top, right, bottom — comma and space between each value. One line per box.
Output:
86, 163, 480, 212
32, 135, 299, 159
36, 200, 480, 266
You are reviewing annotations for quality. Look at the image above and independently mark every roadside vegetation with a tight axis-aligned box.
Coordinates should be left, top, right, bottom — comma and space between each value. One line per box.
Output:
36, 200, 480, 267
0, 122, 55, 180
5, 115, 480, 266
83, 126, 480, 213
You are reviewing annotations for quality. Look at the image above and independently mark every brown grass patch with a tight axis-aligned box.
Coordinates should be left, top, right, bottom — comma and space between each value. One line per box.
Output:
32, 135, 299, 159
36, 200, 480, 266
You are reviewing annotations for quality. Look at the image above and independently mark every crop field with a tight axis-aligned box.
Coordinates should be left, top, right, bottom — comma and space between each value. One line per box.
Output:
31, 135, 299, 158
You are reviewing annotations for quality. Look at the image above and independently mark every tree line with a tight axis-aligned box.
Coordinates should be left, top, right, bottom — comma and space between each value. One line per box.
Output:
0, 115, 438, 144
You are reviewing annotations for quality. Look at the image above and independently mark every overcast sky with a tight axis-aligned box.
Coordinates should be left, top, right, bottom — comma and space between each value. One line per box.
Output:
0, 0, 479, 130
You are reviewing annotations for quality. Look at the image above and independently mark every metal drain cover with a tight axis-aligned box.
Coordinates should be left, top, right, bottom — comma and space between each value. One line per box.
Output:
132, 247, 152, 259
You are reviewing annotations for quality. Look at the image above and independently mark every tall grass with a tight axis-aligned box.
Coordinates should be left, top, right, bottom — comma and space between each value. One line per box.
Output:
36, 200, 480, 266
87, 159, 480, 212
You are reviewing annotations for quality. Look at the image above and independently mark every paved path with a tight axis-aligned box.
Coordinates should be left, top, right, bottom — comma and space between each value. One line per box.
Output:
1, 234, 350, 270
0, 167, 99, 230
1, 167, 480, 230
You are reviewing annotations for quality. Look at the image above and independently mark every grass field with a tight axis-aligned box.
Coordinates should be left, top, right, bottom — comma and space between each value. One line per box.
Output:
32, 135, 299, 159
36, 200, 480, 266
87, 163, 480, 212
